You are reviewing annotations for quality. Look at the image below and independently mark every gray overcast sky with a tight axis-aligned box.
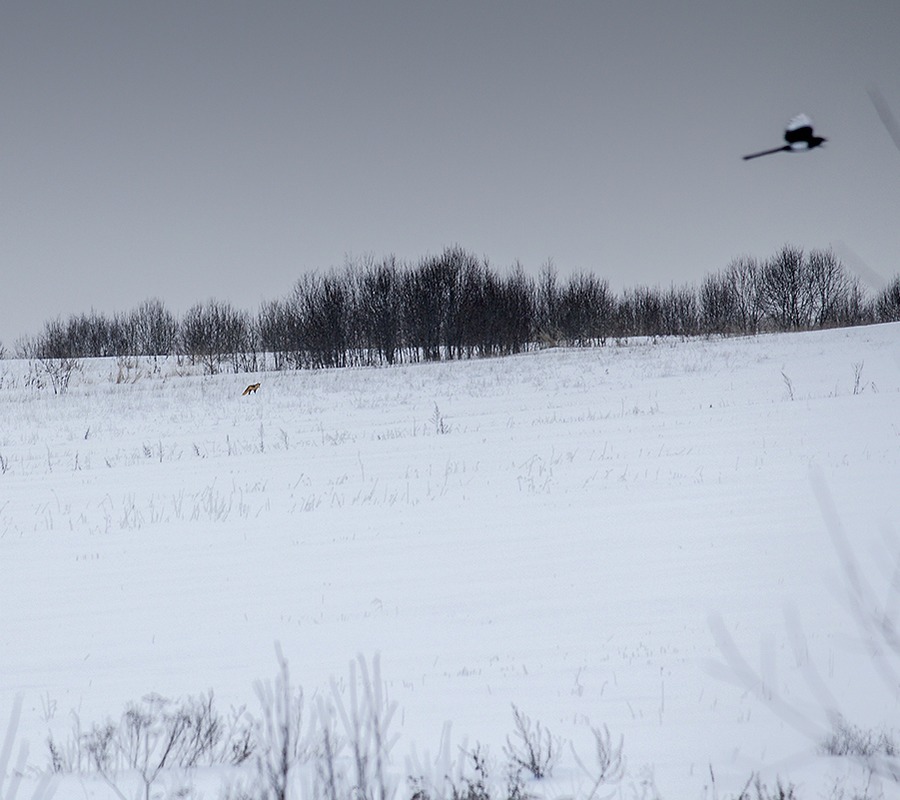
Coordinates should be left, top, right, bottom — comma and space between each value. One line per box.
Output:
2, 1, 899, 347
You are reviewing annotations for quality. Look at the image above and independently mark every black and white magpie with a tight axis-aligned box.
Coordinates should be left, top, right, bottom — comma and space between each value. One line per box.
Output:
742, 114, 827, 160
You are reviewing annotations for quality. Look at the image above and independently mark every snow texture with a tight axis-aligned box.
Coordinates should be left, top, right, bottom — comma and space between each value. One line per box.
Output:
1, 323, 899, 798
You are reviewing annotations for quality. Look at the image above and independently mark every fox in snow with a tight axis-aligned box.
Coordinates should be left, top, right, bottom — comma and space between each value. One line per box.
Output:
241, 382, 260, 396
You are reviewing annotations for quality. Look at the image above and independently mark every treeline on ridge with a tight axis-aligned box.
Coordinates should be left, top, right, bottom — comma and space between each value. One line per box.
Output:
13, 244, 900, 374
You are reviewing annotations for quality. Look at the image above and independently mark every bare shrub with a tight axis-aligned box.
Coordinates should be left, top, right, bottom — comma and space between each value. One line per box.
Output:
115, 356, 142, 384
449, 745, 492, 800
745, 775, 799, 800
253, 645, 307, 800
31, 358, 81, 395
37, 661, 635, 800
852, 361, 865, 395
821, 715, 898, 760
781, 370, 795, 401
325, 653, 400, 800
430, 405, 450, 435
569, 723, 625, 799
249, 650, 401, 800
82, 721, 116, 774
310, 695, 344, 800
47, 691, 253, 800
414, 741, 529, 800
502, 705, 559, 781
706, 769, 799, 800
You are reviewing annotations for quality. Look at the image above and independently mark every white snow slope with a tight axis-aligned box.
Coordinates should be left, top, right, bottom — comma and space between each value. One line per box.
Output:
2, 324, 899, 799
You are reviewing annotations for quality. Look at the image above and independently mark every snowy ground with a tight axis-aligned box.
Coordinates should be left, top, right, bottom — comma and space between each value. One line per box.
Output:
2, 324, 900, 799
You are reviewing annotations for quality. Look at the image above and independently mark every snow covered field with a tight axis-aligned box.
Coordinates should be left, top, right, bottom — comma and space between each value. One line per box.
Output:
2, 324, 899, 799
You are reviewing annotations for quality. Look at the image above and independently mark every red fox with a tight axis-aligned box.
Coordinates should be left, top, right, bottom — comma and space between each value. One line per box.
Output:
241, 382, 260, 396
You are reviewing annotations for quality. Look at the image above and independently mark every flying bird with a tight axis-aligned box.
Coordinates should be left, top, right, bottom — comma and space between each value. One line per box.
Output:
742, 114, 827, 160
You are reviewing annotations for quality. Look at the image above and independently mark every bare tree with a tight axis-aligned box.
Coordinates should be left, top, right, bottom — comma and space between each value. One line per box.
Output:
130, 298, 178, 357
402, 257, 451, 362
725, 256, 764, 335
875, 276, 900, 322
558, 273, 614, 346
625, 286, 665, 338
660, 284, 699, 338
536, 259, 561, 344
180, 299, 252, 374
355, 255, 403, 366
499, 264, 536, 355
292, 272, 351, 369
760, 244, 813, 331
806, 248, 852, 328
258, 297, 302, 370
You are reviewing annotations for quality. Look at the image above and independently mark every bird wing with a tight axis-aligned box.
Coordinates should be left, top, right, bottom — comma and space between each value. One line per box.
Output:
784, 113, 814, 144
786, 113, 814, 131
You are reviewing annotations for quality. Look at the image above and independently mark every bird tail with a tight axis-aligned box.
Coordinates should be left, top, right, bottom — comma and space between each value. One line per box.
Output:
742, 145, 789, 160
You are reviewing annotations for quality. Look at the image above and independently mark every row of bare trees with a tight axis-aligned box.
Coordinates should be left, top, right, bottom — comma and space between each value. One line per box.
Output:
18, 298, 179, 361
11, 245, 900, 373
701, 246, 874, 334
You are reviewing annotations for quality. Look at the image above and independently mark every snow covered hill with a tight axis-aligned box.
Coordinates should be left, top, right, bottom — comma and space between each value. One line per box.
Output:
2, 324, 899, 799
